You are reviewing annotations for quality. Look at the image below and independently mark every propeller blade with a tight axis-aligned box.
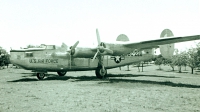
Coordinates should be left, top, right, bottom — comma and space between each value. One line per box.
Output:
71, 41, 79, 50
96, 29, 101, 45
92, 50, 99, 62
70, 54, 71, 69
61, 42, 68, 48
68, 41, 79, 55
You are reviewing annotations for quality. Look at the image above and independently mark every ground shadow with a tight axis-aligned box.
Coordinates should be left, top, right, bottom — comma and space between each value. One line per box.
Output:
21, 73, 34, 75
195, 70, 200, 73
164, 70, 177, 72
7, 73, 200, 88
98, 78, 200, 88
8, 73, 179, 82
21, 73, 36, 77
7, 73, 97, 82
7, 78, 38, 82
156, 69, 163, 71
106, 74, 179, 78
44, 74, 100, 81
132, 64, 153, 67
164, 70, 190, 74
175, 71, 189, 73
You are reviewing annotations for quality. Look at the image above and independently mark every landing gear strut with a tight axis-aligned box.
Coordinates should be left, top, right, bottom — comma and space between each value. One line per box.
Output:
95, 67, 107, 79
57, 71, 67, 76
36, 73, 45, 80
92, 29, 112, 79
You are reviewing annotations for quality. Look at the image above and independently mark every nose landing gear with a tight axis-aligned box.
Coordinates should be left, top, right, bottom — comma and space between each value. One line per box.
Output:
36, 73, 45, 80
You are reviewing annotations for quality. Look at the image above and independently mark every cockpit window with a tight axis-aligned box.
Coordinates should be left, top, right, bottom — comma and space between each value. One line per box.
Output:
25, 52, 33, 57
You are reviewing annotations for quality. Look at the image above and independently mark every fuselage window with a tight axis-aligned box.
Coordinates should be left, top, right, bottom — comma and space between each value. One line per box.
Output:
25, 52, 33, 57
46, 45, 55, 50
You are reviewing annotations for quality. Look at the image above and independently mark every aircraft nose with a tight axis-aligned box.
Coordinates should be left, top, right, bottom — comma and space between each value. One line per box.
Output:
9, 54, 19, 65
10, 58, 16, 65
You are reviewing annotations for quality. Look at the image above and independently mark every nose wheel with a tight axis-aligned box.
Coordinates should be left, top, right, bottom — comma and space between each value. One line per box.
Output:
95, 67, 107, 79
36, 73, 45, 80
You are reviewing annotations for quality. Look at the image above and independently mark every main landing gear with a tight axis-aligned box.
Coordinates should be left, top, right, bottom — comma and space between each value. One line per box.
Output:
95, 67, 107, 79
57, 71, 67, 76
91, 29, 112, 79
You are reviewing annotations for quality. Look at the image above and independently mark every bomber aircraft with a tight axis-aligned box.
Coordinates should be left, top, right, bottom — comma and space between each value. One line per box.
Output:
10, 29, 200, 80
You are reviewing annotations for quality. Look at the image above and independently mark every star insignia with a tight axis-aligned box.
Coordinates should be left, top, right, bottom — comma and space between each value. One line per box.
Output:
114, 56, 121, 63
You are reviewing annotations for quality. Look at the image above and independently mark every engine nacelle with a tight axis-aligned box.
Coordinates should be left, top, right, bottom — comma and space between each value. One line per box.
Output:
159, 29, 175, 59
51, 52, 70, 59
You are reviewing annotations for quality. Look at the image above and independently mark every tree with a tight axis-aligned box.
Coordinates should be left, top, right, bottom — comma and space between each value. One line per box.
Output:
180, 51, 188, 71
0, 47, 10, 69
4, 54, 10, 68
163, 56, 176, 71
154, 54, 164, 70
170, 51, 188, 73
186, 47, 200, 74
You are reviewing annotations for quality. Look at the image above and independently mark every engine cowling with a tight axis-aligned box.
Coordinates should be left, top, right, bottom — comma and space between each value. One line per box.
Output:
159, 29, 175, 59
51, 52, 70, 59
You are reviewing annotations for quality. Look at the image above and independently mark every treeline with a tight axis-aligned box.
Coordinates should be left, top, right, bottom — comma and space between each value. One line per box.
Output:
0, 47, 10, 68
154, 43, 200, 74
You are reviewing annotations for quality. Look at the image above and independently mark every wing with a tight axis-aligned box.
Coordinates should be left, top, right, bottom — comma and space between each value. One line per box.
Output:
52, 34, 200, 58
123, 35, 200, 49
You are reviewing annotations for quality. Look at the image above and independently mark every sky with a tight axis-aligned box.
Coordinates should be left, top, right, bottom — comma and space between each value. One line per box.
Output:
0, 0, 200, 53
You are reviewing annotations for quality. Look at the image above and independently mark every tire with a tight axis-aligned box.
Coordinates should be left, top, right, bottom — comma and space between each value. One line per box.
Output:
95, 67, 107, 79
57, 71, 67, 76
36, 73, 45, 80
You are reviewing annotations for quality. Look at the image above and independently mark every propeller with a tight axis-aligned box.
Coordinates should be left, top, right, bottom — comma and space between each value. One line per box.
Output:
67, 41, 79, 68
69, 41, 79, 55
96, 29, 101, 45
92, 29, 101, 62
92, 29, 113, 62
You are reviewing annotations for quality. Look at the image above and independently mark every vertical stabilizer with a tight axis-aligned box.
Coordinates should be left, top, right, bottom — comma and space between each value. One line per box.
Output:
159, 29, 175, 59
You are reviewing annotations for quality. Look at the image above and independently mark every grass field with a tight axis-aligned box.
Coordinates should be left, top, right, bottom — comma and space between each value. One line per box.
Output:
0, 64, 200, 112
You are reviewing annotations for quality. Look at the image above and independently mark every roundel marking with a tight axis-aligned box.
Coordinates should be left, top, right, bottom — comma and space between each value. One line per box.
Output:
114, 56, 121, 63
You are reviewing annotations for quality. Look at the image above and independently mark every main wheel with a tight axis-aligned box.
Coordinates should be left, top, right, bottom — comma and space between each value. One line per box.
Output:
57, 71, 67, 76
36, 73, 45, 80
95, 67, 107, 79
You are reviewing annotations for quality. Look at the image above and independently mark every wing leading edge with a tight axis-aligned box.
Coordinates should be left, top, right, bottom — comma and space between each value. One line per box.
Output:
123, 35, 200, 49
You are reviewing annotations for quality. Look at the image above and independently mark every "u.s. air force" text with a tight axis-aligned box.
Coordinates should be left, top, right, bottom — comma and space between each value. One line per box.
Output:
29, 59, 58, 63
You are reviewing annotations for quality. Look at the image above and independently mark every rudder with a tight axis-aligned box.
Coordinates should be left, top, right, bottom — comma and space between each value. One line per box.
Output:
159, 29, 175, 59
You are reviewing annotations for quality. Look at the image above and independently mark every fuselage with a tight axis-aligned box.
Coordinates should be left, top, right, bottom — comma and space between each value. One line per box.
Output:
10, 46, 155, 72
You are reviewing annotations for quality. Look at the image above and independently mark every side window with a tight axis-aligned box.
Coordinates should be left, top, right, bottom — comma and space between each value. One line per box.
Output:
46, 45, 55, 49
25, 52, 33, 57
